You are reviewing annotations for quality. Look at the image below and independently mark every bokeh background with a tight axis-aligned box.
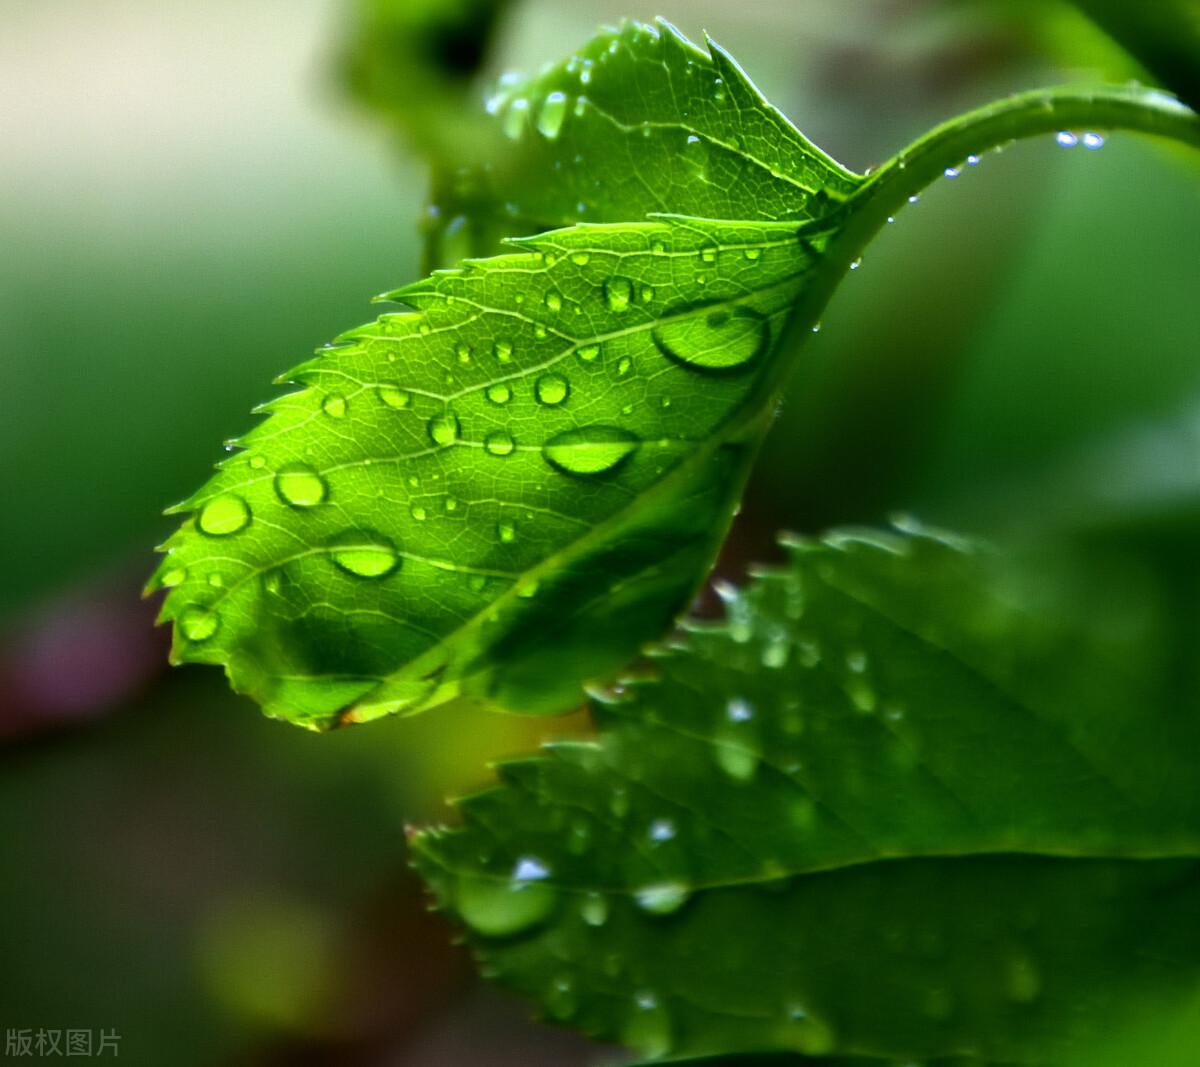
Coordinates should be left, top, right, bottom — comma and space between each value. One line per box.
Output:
2, 1, 1197, 1064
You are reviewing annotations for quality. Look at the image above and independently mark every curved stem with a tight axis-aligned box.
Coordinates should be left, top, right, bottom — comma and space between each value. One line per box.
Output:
765, 84, 1200, 408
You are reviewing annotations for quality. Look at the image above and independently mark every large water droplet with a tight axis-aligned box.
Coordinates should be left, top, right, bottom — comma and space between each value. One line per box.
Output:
484, 430, 516, 457
544, 426, 639, 476
652, 307, 769, 373
377, 384, 411, 409
623, 993, 672, 1059
322, 393, 348, 419
603, 277, 633, 312
535, 373, 570, 406
198, 494, 251, 536
635, 882, 690, 915
537, 90, 569, 138
486, 382, 512, 405
273, 463, 327, 508
329, 530, 400, 578
428, 409, 461, 447
456, 872, 556, 937
179, 606, 219, 642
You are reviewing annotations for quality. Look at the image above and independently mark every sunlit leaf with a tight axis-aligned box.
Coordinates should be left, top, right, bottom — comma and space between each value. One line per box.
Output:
413, 522, 1200, 1062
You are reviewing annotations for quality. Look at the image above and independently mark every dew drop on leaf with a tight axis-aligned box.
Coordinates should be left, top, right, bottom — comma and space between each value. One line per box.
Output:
493, 339, 514, 364
576, 343, 601, 364
377, 384, 411, 409
198, 493, 251, 536
581, 892, 609, 927
273, 463, 327, 508
484, 430, 516, 457
321, 393, 348, 419
160, 566, 186, 588
603, 276, 633, 312
455, 872, 556, 937
427, 409, 461, 447
410, 503, 427, 521
543, 426, 639, 476
328, 530, 400, 579
179, 606, 219, 642
652, 307, 769, 373
497, 521, 516, 544
503, 97, 529, 140
635, 882, 691, 915
544, 290, 563, 312
485, 382, 512, 406
623, 993, 672, 1059
535, 373, 570, 406
536, 90, 569, 139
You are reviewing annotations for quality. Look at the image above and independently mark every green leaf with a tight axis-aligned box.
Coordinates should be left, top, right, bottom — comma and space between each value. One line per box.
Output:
149, 213, 841, 729
412, 522, 1200, 1063
424, 19, 862, 268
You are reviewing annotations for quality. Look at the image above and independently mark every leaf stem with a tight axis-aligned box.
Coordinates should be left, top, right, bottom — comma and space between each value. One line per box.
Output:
770, 84, 1200, 404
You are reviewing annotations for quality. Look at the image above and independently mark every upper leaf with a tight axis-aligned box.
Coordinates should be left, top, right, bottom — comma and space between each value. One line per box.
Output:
425, 19, 862, 267
412, 522, 1200, 1062
151, 25, 867, 730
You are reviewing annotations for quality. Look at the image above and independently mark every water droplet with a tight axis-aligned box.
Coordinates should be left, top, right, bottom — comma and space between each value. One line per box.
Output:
544, 289, 563, 312
743, 247, 762, 261
640, 285, 654, 304
497, 521, 516, 543
966, 153, 981, 165
850, 257, 862, 270
248, 455, 266, 470
648, 818, 676, 842
485, 382, 511, 405
576, 343, 600, 364
762, 632, 790, 668
622, 993, 672, 1059
652, 307, 769, 373
207, 572, 223, 588
614, 355, 633, 378
726, 696, 753, 722
1005, 953, 1042, 1003
544, 426, 639, 476
456, 343, 472, 364
581, 892, 608, 926
846, 676, 877, 714
1055, 130, 1078, 147
322, 393, 348, 419
179, 606, 219, 642
377, 384, 411, 409
535, 373, 570, 406
493, 339, 513, 363
944, 166, 961, 178
456, 872, 556, 937
160, 566, 186, 588
484, 430, 516, 456
329, 530, 400, 578
444, 496, 459, 513
699, 245, 717, 264
198, 494, 251, 536
503, 97, 529, 140
536, 90, 568, 138
603, 277, 633, 312
635, 882, 690, 915
546, 974, 577, 1020
410, 502, 427, 521
513, 856, 550, 881
1082, 131, 1105, 149
273, 463, 327, 508
428, 409, 461, 447
570, 251, 590, 266
908, 194, 920, 204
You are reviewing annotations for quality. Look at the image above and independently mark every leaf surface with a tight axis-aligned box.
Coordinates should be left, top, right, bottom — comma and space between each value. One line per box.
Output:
412, 523, 1200, 1062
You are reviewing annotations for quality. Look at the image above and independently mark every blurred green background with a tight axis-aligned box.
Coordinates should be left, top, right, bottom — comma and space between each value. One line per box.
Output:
1, 1, 1197, 1064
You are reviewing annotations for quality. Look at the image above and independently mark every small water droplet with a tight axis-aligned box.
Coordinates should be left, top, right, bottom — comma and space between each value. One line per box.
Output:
329, 530, 400, 578
1056, 130, 1078, 147
536, 90, 568, 138
456, 343, 472, 364
570, 251, 590, 266
179, 606, 219, 642
576, 343, 600, 364
428, 409, 461, 447
274, 463, 327, 508
648, 818, 676, 842
485, 382, 511, 405
546, 974, 577, 1020
966, 153, 981, 165
410, 502, 427, 521
503, 97, 529, 140
484, 430, 516, 456
377, 384, 411, 409
908, 194, 920, 204
544, 289, 563, 312
248, 455, 266, 470
849, 257, 862, 270
743, 247, 762, 261
322, 393, 348, 419
635, 882, 690, 915
493, 339, 513, 364
727, 696, 753, 722
497, 521, 516, 543
513, 856, 550, 882
652, 307, 769, 373
535, 373, 570, 406
581, 892, 608, 926
1081, 131, 1105, 149
160, 566, 186, 588
944, 166, 961, 178
198, 494, 251, 536
544, 425, 639, 476
603, 277, 633, 311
